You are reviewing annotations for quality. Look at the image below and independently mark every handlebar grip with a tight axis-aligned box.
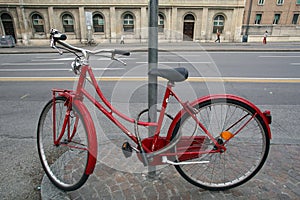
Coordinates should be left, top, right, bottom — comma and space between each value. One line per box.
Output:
53, 34, 67, 41
50, 29, 67, 41
114, 49, 130, 56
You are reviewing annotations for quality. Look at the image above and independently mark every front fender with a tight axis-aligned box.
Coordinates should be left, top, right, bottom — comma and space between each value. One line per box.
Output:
167, 94, 272, 140
73, 99, 98, 175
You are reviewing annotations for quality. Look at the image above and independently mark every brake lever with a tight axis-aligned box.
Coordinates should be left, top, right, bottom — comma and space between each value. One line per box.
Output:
50, 38, 63, 55
114, 58, 127, 66
111, 53, 126, 66
53, 45, 63, 55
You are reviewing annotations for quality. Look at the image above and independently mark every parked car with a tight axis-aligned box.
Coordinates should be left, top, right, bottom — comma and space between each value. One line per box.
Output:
0, 35, 15, 47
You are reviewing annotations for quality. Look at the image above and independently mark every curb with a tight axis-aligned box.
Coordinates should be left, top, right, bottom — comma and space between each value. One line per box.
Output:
1, 42, 300, 54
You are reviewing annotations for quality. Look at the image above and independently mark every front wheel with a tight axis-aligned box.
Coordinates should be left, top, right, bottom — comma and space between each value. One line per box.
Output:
37, 96, 91, 191
172, 97, 270, 190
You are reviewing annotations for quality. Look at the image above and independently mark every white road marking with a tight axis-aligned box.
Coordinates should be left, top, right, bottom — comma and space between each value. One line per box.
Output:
0, 68, 124, 72
45, 58, 74, 61
1, 62, 65, 66
259, 55, 300, 58
136, 61, 211, 64
1, 76, 300, 83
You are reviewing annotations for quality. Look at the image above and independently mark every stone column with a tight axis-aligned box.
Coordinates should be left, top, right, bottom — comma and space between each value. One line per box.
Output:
16, 5, 30, 45
48, 7, 54, 30
140, 6, 147, 42
79, 6, 86, 43
231, 7, 243, 42
110, 7, 116, 43
201, 7, 208, 42
194, 11, 200, 41
170, 7, 177, 42
165, 9, 172, 42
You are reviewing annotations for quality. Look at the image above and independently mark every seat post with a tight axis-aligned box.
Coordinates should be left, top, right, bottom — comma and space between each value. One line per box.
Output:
168, 80, 175, 88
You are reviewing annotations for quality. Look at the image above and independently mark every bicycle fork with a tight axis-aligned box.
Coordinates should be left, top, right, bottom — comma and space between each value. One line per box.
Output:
52, 89, 82, 145
52, 90, 72, 146
51, 89, 97, 174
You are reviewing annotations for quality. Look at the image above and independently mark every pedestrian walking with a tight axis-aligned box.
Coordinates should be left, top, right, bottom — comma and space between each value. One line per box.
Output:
215, 30, 221, 43
120, 35, 125, 44
263, 31, 268, 44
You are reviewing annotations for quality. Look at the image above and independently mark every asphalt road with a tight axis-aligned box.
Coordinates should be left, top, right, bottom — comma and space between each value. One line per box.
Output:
0, 51, 300, 199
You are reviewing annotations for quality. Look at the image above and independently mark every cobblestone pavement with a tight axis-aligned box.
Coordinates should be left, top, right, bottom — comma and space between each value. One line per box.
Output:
41, 142, 300, 200
40, 104, 300, 200
41, 104, 300, 199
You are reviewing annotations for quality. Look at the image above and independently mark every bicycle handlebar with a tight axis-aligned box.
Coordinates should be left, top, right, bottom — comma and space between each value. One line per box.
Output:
49, 29, 130, 58
114, 49, 130, 56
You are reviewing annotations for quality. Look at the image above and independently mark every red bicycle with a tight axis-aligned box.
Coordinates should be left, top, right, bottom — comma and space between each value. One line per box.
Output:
37, 29, 272, 191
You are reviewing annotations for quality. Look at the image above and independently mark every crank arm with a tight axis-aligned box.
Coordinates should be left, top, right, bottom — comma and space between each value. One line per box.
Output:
162, 156, 209, 165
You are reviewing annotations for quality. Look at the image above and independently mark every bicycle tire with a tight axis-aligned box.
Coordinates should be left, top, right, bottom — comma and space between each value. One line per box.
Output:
171, 97, 270, 190
37, 96, 90, 191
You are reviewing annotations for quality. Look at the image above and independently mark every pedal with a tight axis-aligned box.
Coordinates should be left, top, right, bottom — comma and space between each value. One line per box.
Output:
121, 141, 133, 158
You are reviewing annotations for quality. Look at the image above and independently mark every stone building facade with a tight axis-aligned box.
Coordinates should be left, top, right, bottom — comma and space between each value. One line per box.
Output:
0, 0, 245, 45
243, 0, 300, 42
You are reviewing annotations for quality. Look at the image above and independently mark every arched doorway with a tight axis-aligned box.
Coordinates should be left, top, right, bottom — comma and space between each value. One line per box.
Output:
183, 14, 195, 41
1, 13, 16, 42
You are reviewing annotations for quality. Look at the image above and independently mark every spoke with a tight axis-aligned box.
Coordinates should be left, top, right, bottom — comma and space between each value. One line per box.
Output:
38, 98, 90, 190
173, 99, 268, 190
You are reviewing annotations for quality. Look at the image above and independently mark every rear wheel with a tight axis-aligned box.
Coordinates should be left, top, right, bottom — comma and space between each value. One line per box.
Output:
172, 98, 270, 190
37, 96, 90, 191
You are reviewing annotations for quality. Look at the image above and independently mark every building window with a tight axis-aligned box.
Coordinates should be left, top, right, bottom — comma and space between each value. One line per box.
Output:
213, 15, 225, 33
185, 14, 195, 21
273, 14, 281, 24
292, 14, 299, 24
93, 14, 104, 32
158, 14, 164, 33
62, 14, 74, 32
32, 13, 44, 33
258, 0, 264, 5
123, 13, 134, 32
255, 14, 262, 24
277, 0, 284, 5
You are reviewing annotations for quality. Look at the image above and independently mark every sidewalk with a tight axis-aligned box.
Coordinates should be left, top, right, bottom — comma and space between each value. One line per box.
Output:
1, 41, 300, 54
42, 145, 300, 200
40, 104, 300, 200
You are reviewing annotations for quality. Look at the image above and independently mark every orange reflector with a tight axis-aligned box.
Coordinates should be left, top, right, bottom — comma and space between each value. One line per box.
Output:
220, 131, 233, 140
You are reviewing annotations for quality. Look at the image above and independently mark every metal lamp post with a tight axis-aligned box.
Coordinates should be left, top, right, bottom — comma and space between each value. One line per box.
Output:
148, 0, 158, 178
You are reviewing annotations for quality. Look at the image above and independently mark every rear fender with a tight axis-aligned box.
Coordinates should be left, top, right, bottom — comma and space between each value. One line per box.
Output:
167, 94, 272, 140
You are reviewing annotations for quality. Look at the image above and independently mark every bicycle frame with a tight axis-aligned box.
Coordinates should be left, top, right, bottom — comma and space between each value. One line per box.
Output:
51, 62, 233, 165
51, 62, 272, 167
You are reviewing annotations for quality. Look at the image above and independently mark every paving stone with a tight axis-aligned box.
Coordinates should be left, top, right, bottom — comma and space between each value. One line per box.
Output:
41, 136, 300, 200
